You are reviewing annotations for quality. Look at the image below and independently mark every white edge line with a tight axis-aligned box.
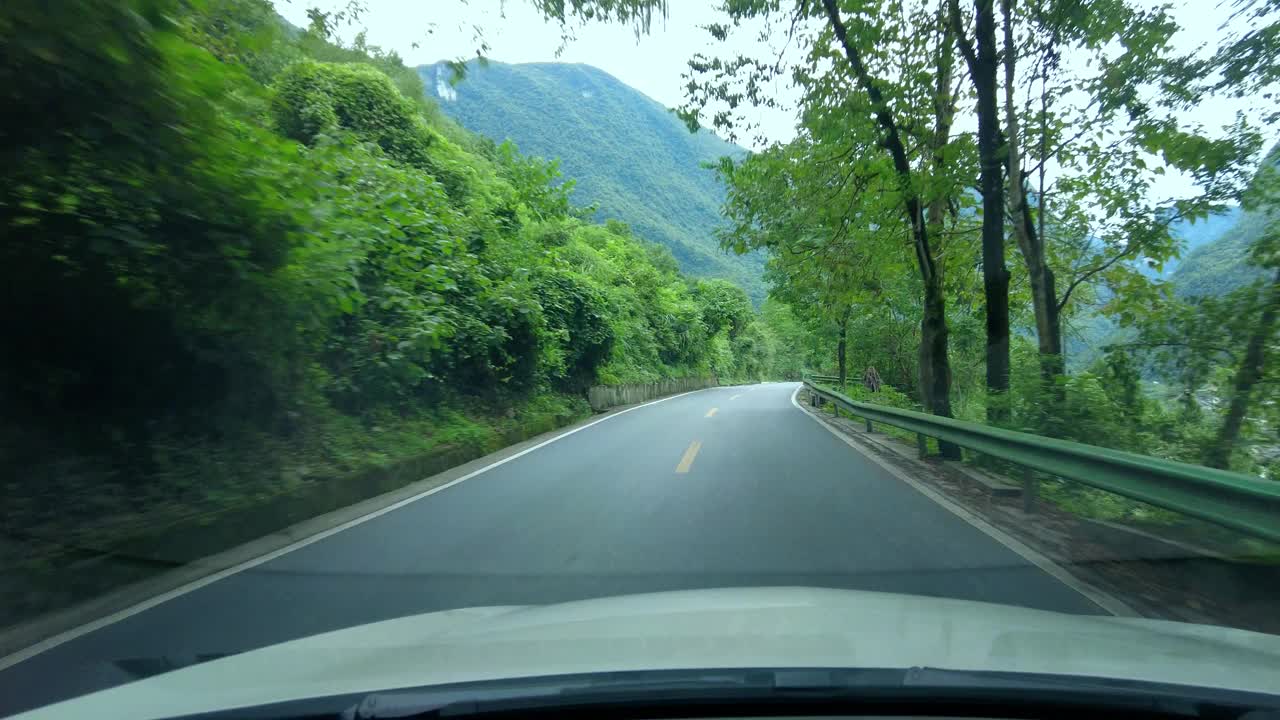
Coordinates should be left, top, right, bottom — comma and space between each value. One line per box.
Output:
788, 385, 1138, 618
0, 386, 716, 671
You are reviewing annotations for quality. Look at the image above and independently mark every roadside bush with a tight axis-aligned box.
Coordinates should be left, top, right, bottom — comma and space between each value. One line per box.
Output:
535, 269, 615, 392
1, 0, 307, 440
1, 0, 770, 560
272, 60, 432, 168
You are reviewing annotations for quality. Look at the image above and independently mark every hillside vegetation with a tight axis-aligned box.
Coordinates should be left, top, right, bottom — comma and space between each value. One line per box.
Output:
1172, 209, 1270, 297
1065, 210, 1245, 371
0, 0, 776, 567
418, 61, 766, 301
1137, 209, 1241, 281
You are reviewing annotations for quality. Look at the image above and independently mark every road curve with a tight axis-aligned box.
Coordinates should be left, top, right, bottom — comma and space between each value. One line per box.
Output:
0, 382, 1100, 716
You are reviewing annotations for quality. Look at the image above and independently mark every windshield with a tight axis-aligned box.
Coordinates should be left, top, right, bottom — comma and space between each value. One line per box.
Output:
2, 0, 1280, 717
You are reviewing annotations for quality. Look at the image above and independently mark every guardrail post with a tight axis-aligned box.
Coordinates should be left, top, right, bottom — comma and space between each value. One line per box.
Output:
1022, 468, 1038, 514
864, 418, 873, 433
916, 433, 928, 458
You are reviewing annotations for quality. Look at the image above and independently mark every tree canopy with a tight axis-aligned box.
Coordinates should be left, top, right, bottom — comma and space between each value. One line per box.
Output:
670, 0, 1279, 477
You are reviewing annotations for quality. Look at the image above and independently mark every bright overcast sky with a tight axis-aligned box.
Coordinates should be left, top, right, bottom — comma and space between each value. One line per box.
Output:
272, 0, 800, 148
274, 0, 1272, 194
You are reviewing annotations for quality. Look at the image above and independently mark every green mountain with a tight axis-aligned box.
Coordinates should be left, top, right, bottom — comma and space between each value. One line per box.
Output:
1066, 209, 1244, 371
1171, 208, 1267, 297
1136, 208, 1241, 280
1172, 146, 1280, 297
418, 61, 765, 301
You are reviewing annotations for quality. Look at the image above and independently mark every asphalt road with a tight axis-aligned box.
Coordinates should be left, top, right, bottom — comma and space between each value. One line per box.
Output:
0, 382, 1101, 716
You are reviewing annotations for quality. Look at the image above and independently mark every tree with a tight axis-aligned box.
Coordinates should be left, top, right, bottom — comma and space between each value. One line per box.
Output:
1118, 154, 1280, 471
926, 0, 1259, 434
1206, 264, 1279, 468
1028, 0, 1260, 377
5, 0, 809, 583
693, 279, 754, 340
1, 0, 308, 432
949, 0, 1012, 420
1203, 157, 1280, 469
1186, 0, 1280, 126
716, 139, 881, 386
696, 0, 970, 455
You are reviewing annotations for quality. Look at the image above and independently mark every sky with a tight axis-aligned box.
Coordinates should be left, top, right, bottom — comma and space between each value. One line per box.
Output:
273, 0, 1272, 197
272, 0, 800, 148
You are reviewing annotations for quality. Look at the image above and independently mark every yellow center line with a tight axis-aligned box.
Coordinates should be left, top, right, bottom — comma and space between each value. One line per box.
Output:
675, 440, 702, 474
705, 407, 718, 417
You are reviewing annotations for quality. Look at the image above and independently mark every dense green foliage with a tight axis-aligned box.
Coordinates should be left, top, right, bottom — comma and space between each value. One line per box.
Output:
1066, 210, 1242, 371
7, 0, 1275, 570
1158, 211, 1243, 280
417, 60, 766, 301
1172, 208, 1271, 298
676, 0, 1279, 483
0, 0, 771, 552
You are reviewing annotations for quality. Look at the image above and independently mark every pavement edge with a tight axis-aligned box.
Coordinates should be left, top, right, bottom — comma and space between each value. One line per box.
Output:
788, 385, 1140, 618
0, 387, 716, 670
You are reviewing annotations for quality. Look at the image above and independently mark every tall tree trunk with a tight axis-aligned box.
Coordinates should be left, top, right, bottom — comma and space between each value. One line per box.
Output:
919, 266, 955, 418
914, 180, 957, 439
1204, 269, 1280, 469
821, 0, 961, 458
837, 305, 851, 386
1023, 204, 1063, 375
951, 0, 1011, 423
1001, 0, 1063, 388
922, 2, 962, 458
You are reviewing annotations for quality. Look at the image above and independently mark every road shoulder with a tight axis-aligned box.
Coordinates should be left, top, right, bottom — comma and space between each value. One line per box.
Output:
0, 387, 715, 669
788, 385, 1140, 618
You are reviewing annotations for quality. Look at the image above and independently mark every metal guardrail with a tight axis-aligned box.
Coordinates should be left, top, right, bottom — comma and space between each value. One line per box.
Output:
802, 379, 1280, 543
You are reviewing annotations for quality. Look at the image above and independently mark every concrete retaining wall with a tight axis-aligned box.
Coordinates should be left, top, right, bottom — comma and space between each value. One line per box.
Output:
587, 377, 718, 412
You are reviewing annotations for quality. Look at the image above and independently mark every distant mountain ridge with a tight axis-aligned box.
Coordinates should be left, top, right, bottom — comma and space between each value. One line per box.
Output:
1170, 146, 1280, 297
1136, 208, 1241, 281
1066, 208, 1248, 372
418, 60, 765, 300
1171, 207, 1268, 297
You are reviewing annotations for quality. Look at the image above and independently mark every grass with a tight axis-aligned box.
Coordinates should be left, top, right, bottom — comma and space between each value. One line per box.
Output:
815, 381, 928, 447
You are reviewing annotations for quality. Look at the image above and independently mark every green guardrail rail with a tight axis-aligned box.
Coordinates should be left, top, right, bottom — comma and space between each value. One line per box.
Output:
802, 378, 1280, 543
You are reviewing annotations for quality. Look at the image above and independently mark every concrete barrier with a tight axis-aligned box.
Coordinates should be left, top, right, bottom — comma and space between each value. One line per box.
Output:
587, 377, 718, 412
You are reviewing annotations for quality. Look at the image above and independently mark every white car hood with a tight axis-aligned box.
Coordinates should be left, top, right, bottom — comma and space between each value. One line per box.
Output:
18, 586, 1280, 719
